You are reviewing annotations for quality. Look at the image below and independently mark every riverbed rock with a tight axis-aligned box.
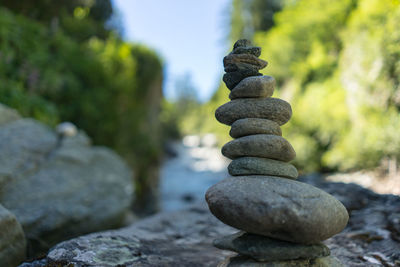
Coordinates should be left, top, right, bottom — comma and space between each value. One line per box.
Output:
222, 134, 296, 161
206, 176, 349, 244
230, 118, 282, 138
215, 98, 292, 125
229, 76, 275, 100
0, 204, 26, 267
19, 178, 400, 266
214, 232, 330, 262
228, 157, 298, 178
0, 117, 133, 256
219, 255, 343, 267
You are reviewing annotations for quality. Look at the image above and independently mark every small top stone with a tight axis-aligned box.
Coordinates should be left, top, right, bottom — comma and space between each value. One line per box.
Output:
233, 39, 252, 49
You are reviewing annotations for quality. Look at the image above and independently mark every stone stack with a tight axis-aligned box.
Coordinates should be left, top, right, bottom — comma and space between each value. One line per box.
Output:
205, 40, 349, 266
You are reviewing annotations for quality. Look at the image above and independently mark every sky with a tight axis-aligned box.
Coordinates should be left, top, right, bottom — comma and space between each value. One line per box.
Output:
112, 0, 232, 102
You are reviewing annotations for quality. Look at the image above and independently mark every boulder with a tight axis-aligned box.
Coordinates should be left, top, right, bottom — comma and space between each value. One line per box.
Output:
0, 116, 134, 256
0, 204, 26, 267
206, 176, 349, 244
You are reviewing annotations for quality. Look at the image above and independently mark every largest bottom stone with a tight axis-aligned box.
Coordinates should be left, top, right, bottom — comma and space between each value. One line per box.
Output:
205, 176, 348, 244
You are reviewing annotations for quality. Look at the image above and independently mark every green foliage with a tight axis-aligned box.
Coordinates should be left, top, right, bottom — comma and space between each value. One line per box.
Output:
0, 6, 165, 206
191, 0, 400, 173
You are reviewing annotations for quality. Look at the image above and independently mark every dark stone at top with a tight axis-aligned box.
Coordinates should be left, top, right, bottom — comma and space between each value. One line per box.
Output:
233, 39, 252, 49
231, 46, 262, 57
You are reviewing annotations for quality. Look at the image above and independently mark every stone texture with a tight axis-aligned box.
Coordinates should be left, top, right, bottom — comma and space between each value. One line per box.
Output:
214, 232, 330, 262
231, 46, 261, 57
205, 176, 349, 244
229, 76, 275, 100
228, 157, 298, 179
230, 118, 282, 138
215, 98, 292, 126
0, 204, 26, 267
223, 71, 262, 90
20, 204, 237, 267
222, 134, 296, 162
0, 118, 133, 256
219, 255, 343, 267
223, 54, 268, 73
233, 39, 252, 49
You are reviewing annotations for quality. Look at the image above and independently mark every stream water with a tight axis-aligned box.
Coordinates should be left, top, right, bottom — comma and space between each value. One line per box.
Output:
160, 135, 230, 211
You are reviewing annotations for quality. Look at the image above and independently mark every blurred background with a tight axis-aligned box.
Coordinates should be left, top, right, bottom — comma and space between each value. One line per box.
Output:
0, 0, 399, 218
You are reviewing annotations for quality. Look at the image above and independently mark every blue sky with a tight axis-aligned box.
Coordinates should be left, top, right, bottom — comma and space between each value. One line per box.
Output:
112, 0, 232, 102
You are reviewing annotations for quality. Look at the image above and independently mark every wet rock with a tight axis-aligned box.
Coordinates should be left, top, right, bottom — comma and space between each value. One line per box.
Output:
214, 232, 330, 262
0, 204, 26, 267
228, 157, 298, 179
222, 134, 296, 162
230, 118, 282, 138
215, 98, 292, 126
229, 76, 275, 100
206, 176, 349, 244
219, 255, 343, 267
0, 118, 133, 256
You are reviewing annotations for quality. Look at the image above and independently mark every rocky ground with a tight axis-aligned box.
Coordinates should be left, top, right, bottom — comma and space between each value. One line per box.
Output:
20, 138, 400, 267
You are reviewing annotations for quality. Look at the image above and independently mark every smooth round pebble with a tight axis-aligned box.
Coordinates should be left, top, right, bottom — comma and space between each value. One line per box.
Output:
214, 232, 330, 261
215, 98, 292, 126
222, 134, 296, 162
205, 176, 349, 244
228, 157, 298, 179
229, 76, 275, 100
230, 118, 281, 138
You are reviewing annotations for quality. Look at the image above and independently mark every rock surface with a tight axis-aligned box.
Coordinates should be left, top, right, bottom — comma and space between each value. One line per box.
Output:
228, 157, 298, 178
215, 98, 292, 126
0, 110, 134, 256
223, 54, 268, 72
230, 118, 282, 138
214, 232, 330, 262
223, 71, 262, 90
219, 255, 343, 267
229, 76, 275, 100
222, 134, 296, 161
20, 177, 400, 267
0, 204, 26, 267
206, 176, 349, 244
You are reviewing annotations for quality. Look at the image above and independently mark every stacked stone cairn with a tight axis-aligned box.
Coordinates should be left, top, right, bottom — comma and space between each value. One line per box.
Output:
205, 40, 349, 266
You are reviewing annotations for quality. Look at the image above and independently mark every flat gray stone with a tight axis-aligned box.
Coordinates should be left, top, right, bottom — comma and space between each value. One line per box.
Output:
219, 255, 343, 267
222, 134, 296, 162
206, 176, 349, 244
228, 157, 298, 179
215, 98, 292, 126
229, 76, 275, 100
224, 54, 268, 73
0, 204, 26, 267
214, 232, 330, 261
230, 118, 281, 138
